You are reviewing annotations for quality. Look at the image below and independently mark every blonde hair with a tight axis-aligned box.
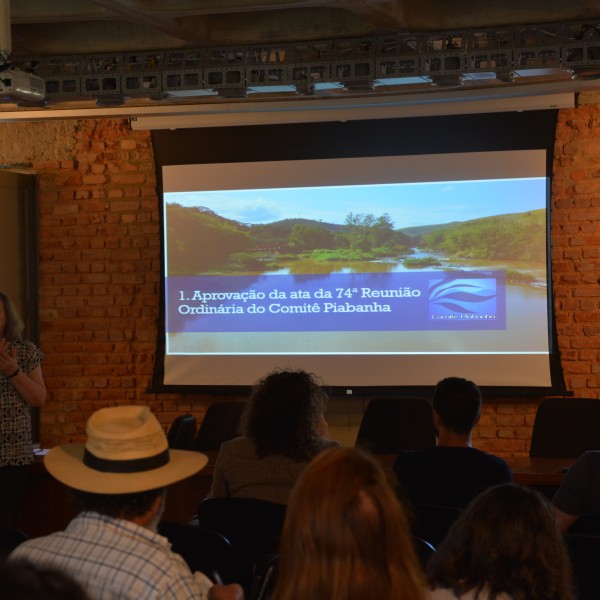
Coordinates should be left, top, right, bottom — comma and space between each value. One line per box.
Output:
273, 446, 426, 600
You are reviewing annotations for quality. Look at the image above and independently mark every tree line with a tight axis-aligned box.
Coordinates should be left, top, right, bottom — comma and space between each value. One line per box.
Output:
421, 209, 545, 263
166, 203, 545, 275
166, 205, 414, 274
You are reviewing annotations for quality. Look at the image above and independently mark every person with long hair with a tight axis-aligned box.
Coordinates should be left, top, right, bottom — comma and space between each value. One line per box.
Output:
0, 291, 46, 527
427, 483, 576, 600
208, 368, 338, 504
272, 446, 427, 600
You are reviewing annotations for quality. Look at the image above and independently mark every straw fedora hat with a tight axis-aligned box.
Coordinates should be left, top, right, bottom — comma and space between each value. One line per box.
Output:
45, 405, 208, 494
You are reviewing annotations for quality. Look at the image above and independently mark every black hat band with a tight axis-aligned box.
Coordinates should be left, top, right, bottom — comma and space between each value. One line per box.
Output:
83, 448, 170, 473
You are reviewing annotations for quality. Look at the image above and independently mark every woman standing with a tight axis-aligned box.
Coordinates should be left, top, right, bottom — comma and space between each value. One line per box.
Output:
0, 291, 46, 527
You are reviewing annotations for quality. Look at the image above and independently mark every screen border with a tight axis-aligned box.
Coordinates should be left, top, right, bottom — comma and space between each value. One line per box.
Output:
149, 110, 568, 397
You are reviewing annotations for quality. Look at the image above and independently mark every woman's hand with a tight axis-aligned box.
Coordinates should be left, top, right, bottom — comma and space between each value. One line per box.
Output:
208, 583, 244, 600
0, 338, 19, 377
0, 338, 47, 407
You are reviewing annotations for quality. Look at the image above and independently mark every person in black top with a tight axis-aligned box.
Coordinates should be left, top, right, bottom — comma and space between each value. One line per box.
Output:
551, 450, 600, 531
393, 377, 512, 510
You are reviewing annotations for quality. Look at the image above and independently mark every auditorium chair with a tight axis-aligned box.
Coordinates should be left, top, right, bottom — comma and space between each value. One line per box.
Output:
167, 413, 197, 450
193, 401, 246, 452
355, 396, 436, 454
158, 521, 235, 582
0, 525, 29, 557
565, 531, 600, 600
529, 397, 600, 458
410, 503, 462, 548
194, 497, 286, 595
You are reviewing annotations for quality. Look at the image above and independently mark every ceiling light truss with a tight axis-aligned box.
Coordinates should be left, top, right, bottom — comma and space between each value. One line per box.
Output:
11, 20, 600, 104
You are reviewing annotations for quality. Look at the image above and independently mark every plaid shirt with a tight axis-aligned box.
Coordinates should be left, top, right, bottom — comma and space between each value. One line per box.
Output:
11, 512, 212, 600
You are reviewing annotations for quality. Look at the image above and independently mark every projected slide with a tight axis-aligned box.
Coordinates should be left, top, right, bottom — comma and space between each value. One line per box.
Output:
160, 150, 552, 388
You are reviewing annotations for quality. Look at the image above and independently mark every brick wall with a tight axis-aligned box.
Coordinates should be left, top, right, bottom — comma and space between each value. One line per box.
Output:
1, 103, 598, 455
30, 119, 222, 444
473, 101, 600, 454
551, 100, 600, 395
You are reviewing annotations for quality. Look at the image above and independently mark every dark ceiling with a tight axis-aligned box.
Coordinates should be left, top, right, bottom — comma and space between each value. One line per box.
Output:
5, 1, 600, 111
9, 0, 600, 55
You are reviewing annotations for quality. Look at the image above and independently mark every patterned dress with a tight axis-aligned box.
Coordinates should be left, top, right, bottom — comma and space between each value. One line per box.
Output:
0, 337, 45, 467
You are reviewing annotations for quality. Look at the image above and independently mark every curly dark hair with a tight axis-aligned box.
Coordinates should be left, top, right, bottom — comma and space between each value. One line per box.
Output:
426, 483, 576, 600
70, 487, 165, 520
242, 369, 328, 461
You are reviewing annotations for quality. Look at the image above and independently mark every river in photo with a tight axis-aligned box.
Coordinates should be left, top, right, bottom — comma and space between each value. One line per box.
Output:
168, 248, 550, 355
265, 248, 546, 285
261, 248, 550, 350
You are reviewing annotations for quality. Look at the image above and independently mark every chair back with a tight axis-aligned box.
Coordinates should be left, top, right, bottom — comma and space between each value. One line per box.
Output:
195, 497, 286, 594
410, 503, 462, 548
167, 413, 197, 450
158, 521, 235, 582
530, 397, 600, 458
193, 401, 246, 452
412, 535, 436, 568
0, 525, 29, 557
355, 397, 436, 454
565, 531, 600, 600
249, 553, 278, 600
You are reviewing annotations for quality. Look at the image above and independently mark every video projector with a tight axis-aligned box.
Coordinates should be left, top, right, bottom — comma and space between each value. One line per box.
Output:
0, 68, 45, 102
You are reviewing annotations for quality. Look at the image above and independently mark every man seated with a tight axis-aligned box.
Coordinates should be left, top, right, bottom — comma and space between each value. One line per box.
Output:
11, 405, 243, 600
393, 377, 512, 509
552, 450, 600, 531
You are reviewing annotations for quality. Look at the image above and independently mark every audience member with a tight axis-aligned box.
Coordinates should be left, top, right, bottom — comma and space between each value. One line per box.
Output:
10, 405, 243, 600
208, 368, 338, 504
0, 291, 47, 527
393, 377, 512, 509
552, 450, 600, 531
0, 558, 91, 600
427, 483, 576, 600
272, 446, 427, 600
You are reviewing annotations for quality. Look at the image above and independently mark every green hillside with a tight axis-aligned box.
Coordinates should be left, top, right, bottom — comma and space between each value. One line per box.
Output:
420, 209, 546, 262
166, 204, 254, 275
165, 204, 545, 274
166, 205, 417, 274
399, 222, 458, 238
250, 218, 344, 249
